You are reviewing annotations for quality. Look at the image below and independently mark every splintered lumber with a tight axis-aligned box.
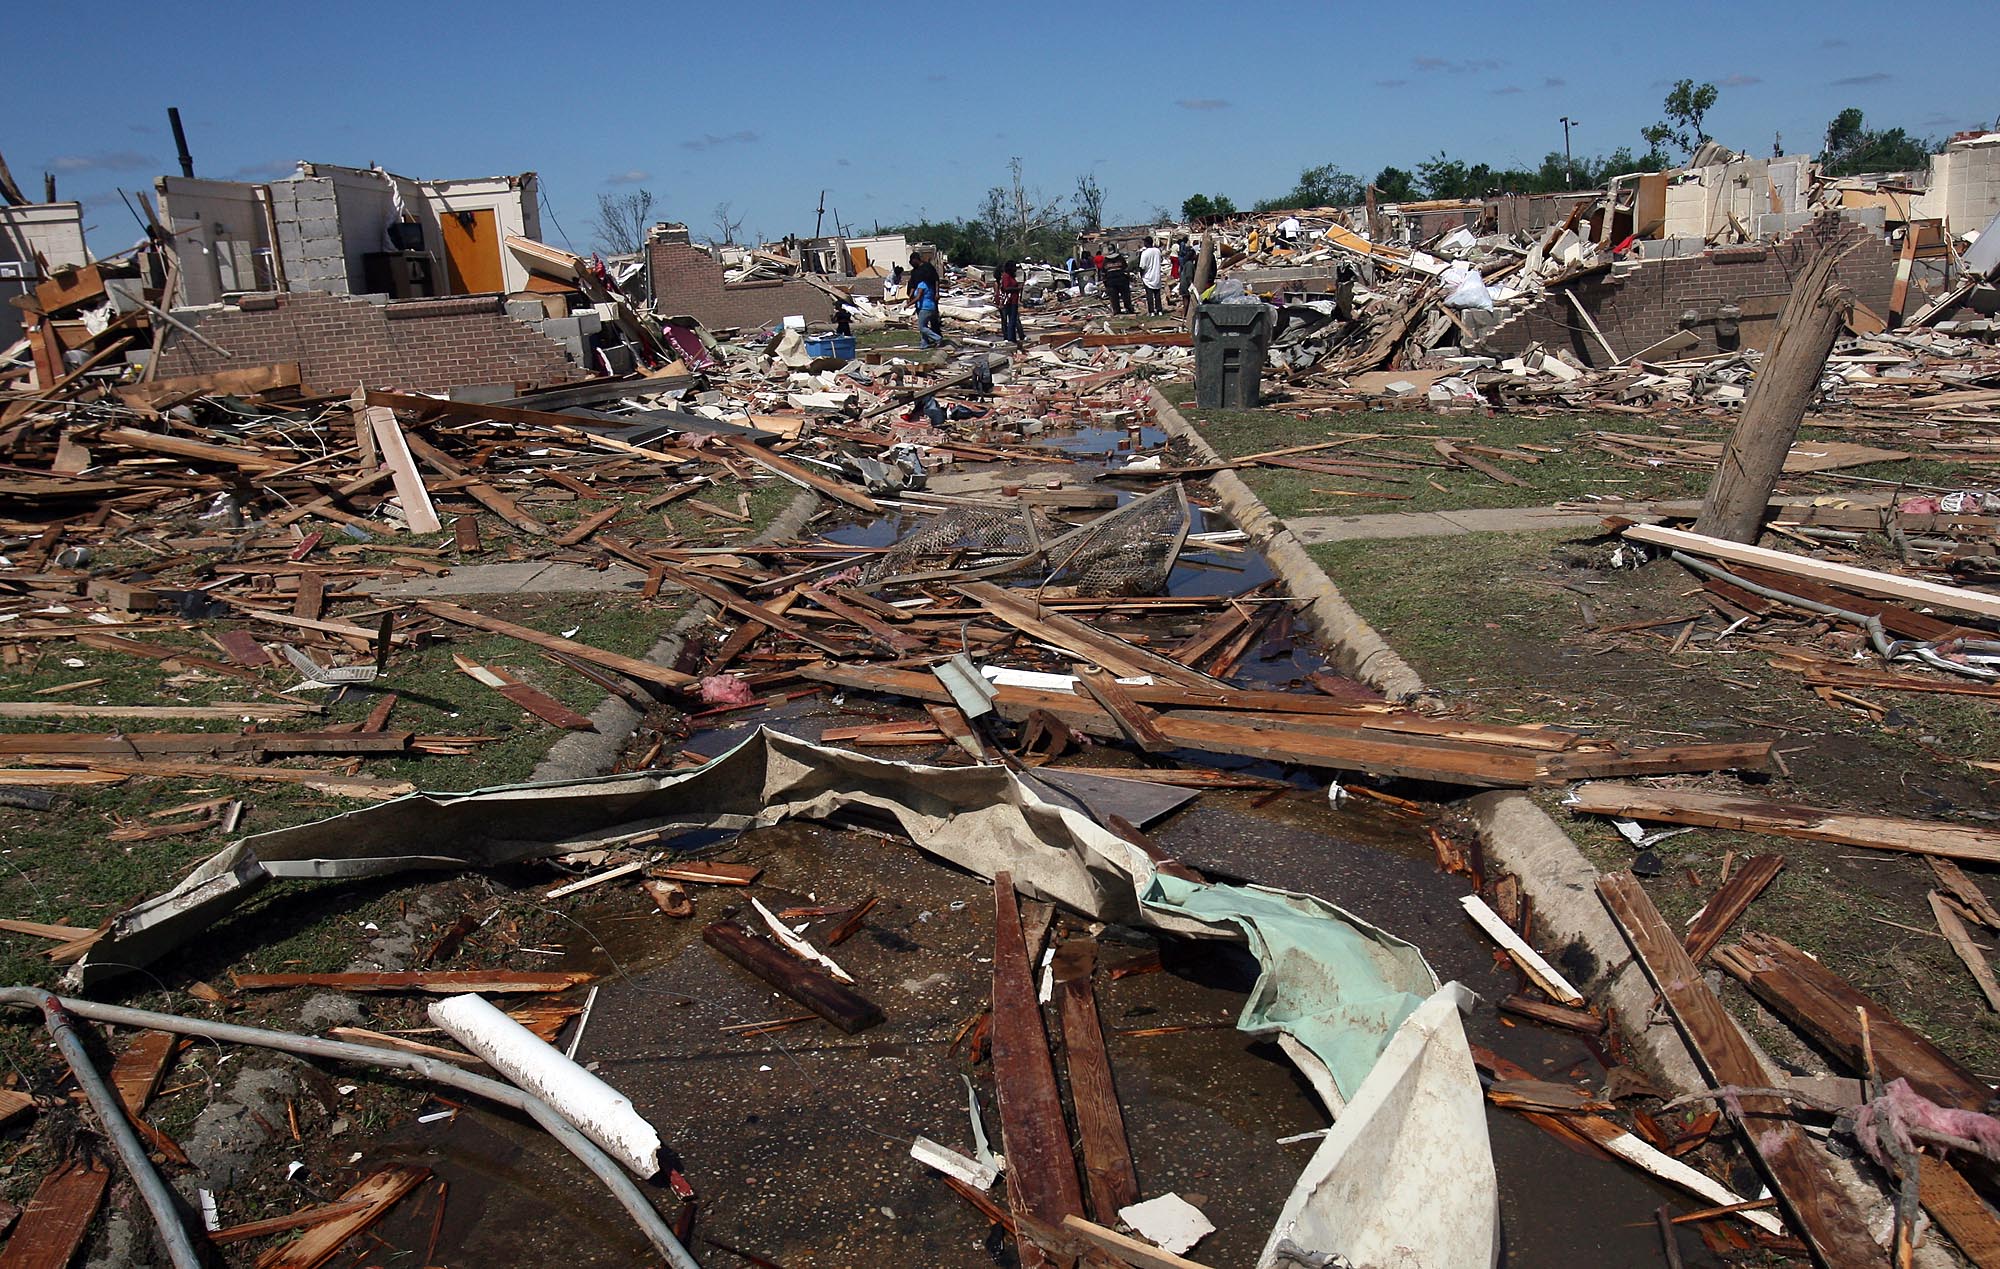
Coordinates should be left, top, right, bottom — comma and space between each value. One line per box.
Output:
990, 873, 1086, 1245
959, 583, 1220, 688
402, 432, 552, 538
1052, 941, 1140, 1221
1919, 1156, 2000, 1269
109, 1031, 176, 1116
1070, 667, 1169, 753
2, 731, 410, 760
420, 601, 693, 690
1694, 234, 1850, 543
1497, 995, 1605, 1034
802, 664, 1767, 788
1459, 894, 1584, 1005
4, 758, 409, 799
114, 362, 300, 409
230, 970, 590, 994
94, 426, 289, 472
1060, 1215, 1216, 1269
360, 406, 442, 535
1682, 855, 1783, 964
1571, 782, 2000, 864
701, 921, 883, 1033
1434, 440, 1527, 487
1931, 859, 2000, 929
254, 1163, 430, 1269
209, 1199, 372, 1246
1714, 931, 1989, 1109
1932, 891, 2000, 1011
1598, 871, 1880, 1268
0, 1159, 110, 1269
655, 861, 761, 886
453, 655, 594, 731
1627, 523, 2000, 622
720, 434, 879, 512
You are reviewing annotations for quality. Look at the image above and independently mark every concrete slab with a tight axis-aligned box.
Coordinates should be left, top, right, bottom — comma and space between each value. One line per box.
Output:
359, 561, 647, 598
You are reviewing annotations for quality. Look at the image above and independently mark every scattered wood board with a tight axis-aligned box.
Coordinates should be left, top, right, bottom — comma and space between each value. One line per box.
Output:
1682, 854, 1783, 964
702, 921, 883, 1033
1571, 782, 2000, 864
0, 1160, 110, 1269
254, 1163, 429, 1269
1052, 941, 1140, 1222
990, 872, 1085, 1252
230, 970, 590, 994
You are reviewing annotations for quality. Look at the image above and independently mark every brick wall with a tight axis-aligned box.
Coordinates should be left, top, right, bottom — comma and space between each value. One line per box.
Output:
1483, 215, 1897, 366
647, 239, 881, 331
154, 290, 584, 394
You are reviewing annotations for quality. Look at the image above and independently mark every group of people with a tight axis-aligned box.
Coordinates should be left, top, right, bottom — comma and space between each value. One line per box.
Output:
895, 230, 1209, 350
1069, 236, 1199, 316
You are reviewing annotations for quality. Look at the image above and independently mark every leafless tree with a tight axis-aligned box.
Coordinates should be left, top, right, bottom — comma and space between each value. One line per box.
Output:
593, 189, 655, 256
711, 201, 746, 246
1073, 173, 1106, 233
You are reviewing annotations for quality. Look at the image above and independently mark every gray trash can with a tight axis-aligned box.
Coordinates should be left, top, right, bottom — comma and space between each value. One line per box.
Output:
1194, 302, 1271, 409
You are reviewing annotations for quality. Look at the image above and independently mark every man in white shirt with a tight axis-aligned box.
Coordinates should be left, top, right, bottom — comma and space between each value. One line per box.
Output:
1138, 237, 1164, 315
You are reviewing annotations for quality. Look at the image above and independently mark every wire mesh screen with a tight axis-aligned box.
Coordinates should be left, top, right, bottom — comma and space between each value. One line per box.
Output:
864, 484, 1189, 597
1043, 485, 1189, 596
864, 505, 1059, 583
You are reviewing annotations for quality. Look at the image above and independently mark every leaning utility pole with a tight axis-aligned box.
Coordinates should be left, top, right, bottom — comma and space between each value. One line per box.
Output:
1559, 116, 1578, 188
1694, 226, 1852, 542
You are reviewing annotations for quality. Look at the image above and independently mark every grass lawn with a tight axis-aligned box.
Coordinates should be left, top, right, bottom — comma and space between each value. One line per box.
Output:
1160, 380, 1944, 522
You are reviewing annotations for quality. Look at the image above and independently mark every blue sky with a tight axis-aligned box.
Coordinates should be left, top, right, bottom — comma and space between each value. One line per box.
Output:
10, 0, 1992, 256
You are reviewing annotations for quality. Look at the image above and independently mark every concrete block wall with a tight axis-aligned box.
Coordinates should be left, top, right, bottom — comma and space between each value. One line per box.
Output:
647, 239, 882, 331
153, 290, 584, 394
269, 178, 350, 294
1483, 215, 1898, 367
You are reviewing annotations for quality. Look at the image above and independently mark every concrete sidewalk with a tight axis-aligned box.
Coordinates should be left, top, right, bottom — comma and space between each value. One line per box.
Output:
1285, 499, 1703, 545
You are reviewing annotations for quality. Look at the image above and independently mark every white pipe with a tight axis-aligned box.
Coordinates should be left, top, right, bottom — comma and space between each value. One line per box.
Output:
430, 993, 661, 1178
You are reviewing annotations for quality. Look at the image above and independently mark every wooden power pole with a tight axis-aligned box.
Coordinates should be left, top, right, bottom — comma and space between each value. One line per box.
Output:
1693, 227, 1853, 543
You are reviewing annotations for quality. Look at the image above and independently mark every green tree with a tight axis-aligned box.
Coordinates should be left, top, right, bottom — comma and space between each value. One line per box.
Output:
1822, 107, 1938, 176
1641, 79, 1719, 161
1372, 166, 1416, 200
1257, 162, 1362, 210
1181, 193, 1237, 221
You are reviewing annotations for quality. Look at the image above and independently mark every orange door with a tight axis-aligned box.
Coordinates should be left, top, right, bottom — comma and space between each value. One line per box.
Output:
438, 208, 505, 294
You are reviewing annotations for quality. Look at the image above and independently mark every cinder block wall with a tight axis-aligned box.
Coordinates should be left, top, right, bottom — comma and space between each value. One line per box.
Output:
1484, 216, 1897, 366
154, 291, 584, 394
648, 239, 881, 331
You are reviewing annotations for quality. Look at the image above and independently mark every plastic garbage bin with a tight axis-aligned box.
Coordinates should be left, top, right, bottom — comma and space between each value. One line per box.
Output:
1194, 301, 1272, 409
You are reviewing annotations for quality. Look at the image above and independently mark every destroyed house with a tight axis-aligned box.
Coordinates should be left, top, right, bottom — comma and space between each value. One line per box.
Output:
647, 223, 882, 332
0, 200, 88, 346
155, 163, 544, 306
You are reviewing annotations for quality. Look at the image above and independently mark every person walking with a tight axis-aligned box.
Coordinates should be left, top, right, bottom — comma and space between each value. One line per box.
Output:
914, 273, 943, 348
1138, 237, 1164, 316
1101, 243, 1133, 315
996, 261, 1024, 345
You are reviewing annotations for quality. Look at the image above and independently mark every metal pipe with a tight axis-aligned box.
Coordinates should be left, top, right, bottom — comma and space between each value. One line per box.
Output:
0, 989, 697, 1269
167, 108, 194, 179
28, 991, 201, 1269
1669, 551, 2000, 681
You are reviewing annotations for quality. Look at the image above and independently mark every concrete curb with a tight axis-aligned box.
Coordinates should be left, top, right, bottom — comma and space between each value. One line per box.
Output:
529, 487, 822, 783
1146, 386, 1702, 1086
1147, 387, 1426, 702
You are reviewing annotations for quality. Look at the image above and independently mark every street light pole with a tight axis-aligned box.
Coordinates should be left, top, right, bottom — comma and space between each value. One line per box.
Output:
1559, 116, 1578, 188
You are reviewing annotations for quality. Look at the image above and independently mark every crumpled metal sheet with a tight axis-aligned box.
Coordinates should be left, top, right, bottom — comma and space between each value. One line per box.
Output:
72, 726, 1495, 1268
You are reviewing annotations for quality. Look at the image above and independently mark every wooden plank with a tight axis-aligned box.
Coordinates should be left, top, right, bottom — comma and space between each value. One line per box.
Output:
452, 655, 595, 731
1920, 1155, 2000, 1269
552, 505, 621, 548
1683, 854, 1783, 964
1572, 782, 2000, 864
1052, 941, 1140, 1222
4, 757, 409, 799
420, 601, 694, 690
452, 515, 482, 553
402, 432, 552, 538
701, 921, 883, 1033
1060, 1215, 1216, 1269
231, 970, 589, 994
1460, 894, 1584, 1004
1627, 523, 2000, 622
989, 872, 1085, 1242
1715, 931, 1989, 1109
1497, 995, 1606, 1034
1598, 871, 1881, 1269
365, 389, 701, 469
1932, 891, 2000, 1010
652, 566, 855, 657
114, 362, 300, 410
360, 406, 442, 535
216, 630, 273, 668
109, 1031, 176, 1117
1070, 666, 1170, 753
254, 1163, 429, 1269
1435, 440, 1528, 487
293, 570, 324, 621
1931, 859, 2000, 929
0, 1160, 110, 1269
957, 582, 1221, 688
94, 425, 289, 471
0, 702, 311, 721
